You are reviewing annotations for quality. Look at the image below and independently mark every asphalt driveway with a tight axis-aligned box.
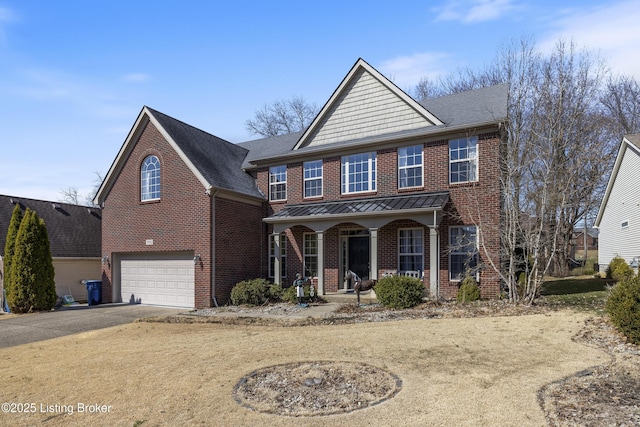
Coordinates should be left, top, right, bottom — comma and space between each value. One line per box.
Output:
0, 304, 185, 348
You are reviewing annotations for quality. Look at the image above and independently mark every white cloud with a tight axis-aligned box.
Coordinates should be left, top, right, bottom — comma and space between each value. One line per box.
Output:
433, 0, 519, 24
0, 6, 18, 44
121, 73, 150, 83
379, 52, 453, 89
538, 0, 640, 79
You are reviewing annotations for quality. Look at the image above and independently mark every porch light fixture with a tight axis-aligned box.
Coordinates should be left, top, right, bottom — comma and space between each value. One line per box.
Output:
193, 254, 201, 265
101, 255, 110, 265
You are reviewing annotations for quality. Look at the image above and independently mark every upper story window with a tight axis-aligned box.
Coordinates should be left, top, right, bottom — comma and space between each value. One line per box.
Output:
269, 165, 287, 201
341, 152, 376, 194
304, 160, 323, 198
449, 225, 478, 281
398, 145, 423, 189
141, 155, 161, 201
449, 136, 478, 184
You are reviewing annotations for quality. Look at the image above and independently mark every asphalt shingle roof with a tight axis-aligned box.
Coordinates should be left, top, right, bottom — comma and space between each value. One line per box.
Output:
0, 195, 101, 258
238, 83, 509, 168
419, 83, 509, 127
147, 107, 264, 199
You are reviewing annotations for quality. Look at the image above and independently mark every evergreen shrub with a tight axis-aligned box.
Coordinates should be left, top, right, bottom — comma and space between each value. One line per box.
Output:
457, 275, 481, 303
374, 275, 424, 309
2, 204, 23, 299
8, 209, 57, 312
606, 256, 635, 283
282, 282, 320, 304
230, 278, 276, 306
606, 275, 640, 345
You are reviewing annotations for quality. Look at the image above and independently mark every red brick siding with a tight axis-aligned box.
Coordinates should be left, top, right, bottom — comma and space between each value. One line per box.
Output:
214, 197, 263, 304
101, 121, 212, 307
258, 131, 503, 299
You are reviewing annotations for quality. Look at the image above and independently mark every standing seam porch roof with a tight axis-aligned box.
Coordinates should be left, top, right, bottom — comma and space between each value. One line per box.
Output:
264, 192, 449, 223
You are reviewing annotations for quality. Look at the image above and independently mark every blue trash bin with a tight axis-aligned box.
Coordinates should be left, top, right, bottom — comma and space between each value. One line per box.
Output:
85, 280, 102, 306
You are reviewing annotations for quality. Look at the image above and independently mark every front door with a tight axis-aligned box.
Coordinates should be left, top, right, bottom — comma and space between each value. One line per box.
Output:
349, 236, 369, 281
341, 231, 370, 290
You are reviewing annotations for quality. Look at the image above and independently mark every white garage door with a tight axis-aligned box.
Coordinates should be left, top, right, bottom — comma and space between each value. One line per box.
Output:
120, 258, 194, 308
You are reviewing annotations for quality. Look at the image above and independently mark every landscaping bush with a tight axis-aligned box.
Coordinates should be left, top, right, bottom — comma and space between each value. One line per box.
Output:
457, 275, 480, 303
3, 204, 23, 301
282, 282, 320, 304
606, 256, 635, 283
8, 209, 57, 312
230, 279, 278, 306
606, 275, 640, 345
374, 276, 424, 309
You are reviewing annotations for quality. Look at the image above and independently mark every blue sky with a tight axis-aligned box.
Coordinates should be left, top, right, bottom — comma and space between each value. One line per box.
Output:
1, 0, 639, 202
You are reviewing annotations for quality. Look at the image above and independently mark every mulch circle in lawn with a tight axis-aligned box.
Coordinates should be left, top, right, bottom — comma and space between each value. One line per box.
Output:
234, 360, 402, 417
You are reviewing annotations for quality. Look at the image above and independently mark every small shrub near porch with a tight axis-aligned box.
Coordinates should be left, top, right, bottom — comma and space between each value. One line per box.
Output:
230, 279, 282, 306
374, 276, 424, 309
457, 275, 480, 303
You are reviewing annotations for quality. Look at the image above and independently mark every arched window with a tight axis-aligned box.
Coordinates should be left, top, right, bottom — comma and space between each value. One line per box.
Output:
141, 155, 160, 201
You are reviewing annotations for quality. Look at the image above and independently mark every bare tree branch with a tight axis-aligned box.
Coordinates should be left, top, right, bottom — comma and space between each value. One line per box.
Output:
245, 96, 319, 137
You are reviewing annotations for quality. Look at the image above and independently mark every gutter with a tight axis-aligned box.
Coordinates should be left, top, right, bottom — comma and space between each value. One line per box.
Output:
208, 186, 219, 308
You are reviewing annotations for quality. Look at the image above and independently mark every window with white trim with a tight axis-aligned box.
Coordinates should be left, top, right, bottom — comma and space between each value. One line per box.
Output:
449, 136, 478, 184
399, 228, 424, 271
269, 165, 287, 201
304, 233, 318, 277
341, 152, 376, 194
141, 155, 161, 201
398, 145, 423, 189
269, 234, 287, 278
304, 160, 323, 198
449, 225, 478, 280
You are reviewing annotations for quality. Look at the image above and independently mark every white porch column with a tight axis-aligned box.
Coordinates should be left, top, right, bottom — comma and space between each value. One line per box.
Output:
429, 227, 439, 298
317, 231, 324, 295
370, 228, 378, 280
272, 233, 282, 285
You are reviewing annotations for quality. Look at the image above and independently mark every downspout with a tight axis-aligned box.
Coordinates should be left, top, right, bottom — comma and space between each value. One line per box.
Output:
207, 187, 219, 307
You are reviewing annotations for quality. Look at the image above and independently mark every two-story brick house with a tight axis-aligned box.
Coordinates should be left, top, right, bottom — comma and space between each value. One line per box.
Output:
95, 58, 507, 308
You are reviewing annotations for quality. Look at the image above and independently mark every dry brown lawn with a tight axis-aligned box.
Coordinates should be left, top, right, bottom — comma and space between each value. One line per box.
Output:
0, 310, 609, 426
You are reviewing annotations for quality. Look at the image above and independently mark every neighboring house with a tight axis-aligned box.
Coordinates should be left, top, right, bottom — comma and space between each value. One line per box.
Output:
570, 227, 599, 256
0, 195, 102, 302
95, 58, 508, 308
595, 133, 640, 271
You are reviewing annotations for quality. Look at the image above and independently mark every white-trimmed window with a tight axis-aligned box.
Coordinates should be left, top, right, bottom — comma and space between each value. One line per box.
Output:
449, 225, 478, 280
449, 136, 478, 184
269, 234, 287, 278
141, 155, 161, 201
341, 152, 376, 194
304, 233, 318, 277
399, 228, 424, 271
269, 165, 287, 201
398, 145, 423, 189
304, 160, 323, 198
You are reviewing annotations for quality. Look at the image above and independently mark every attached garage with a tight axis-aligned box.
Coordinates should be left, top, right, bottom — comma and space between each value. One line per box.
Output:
118, 253, 195, 308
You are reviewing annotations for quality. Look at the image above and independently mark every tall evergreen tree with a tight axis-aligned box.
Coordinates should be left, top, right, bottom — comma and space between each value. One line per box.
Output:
8, 209, 56, 312
3, 203, 23, 299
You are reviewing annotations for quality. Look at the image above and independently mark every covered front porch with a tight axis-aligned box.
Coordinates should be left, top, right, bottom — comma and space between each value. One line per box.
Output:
264, 192, 449, 298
